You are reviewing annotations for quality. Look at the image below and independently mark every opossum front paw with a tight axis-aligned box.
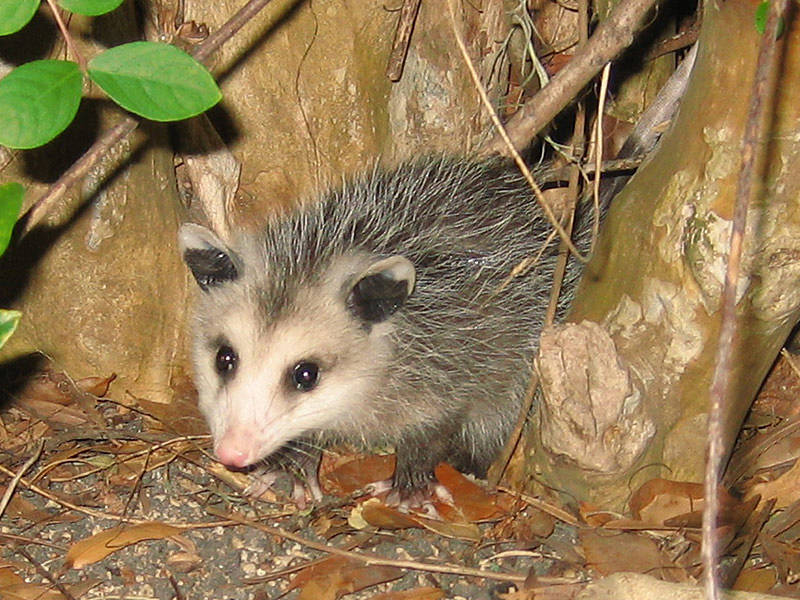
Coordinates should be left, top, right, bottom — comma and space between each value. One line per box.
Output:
367, 477, 453, 517
245, 464, 323, 508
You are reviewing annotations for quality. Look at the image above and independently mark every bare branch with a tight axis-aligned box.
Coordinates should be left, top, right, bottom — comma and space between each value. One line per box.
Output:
703, 2, 788, 599
481, 0, 662, 155
19, 0, 278, 238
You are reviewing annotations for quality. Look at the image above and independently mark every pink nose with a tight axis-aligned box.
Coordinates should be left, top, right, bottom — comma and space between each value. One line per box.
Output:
215, 444, 251, 468
214, 429, 254, 468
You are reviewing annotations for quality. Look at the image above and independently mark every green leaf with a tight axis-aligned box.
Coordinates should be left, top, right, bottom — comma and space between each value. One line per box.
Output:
755, 1, 785, 37
0, 60, 83, 149
0, 182, 23, 256
58, 0, 124, 16
88, 42, 222, 122
0, 0, 39, 36
0, 309, 21, 350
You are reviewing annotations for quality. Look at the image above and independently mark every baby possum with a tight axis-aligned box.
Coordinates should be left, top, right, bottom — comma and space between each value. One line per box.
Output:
180, 157, 591, 498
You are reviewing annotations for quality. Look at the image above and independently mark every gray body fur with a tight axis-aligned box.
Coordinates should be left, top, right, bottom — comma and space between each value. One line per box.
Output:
180, 157, 591, 491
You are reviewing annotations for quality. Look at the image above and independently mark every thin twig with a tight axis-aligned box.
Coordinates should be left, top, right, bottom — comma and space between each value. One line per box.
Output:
0, 533, 67, 551
44, 0, 85, 69
19, 0, 278, 238
20, 118, 138, 236
488, 371, 539, 488
497, 485, 580, 527
209, 506, 585, 586
191, 0, 278, 64
0, 440, 44, 519
445, 0, 585, 261
481, 0, 661, 155
544, 0, 591, 327
490, 0, 592, 489
16, 545, 78, 600
780, 348, 800, 380
703, 3, 787, 600
0, 461, 289, 527
386, 0, 421, 82
592, 63, 611, 244
40, 433, 209, 483
541, 156, 645, 184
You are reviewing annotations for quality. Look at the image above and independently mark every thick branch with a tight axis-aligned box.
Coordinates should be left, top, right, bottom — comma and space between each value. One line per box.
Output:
481, 0, 662, 155
19, 0, 277, 237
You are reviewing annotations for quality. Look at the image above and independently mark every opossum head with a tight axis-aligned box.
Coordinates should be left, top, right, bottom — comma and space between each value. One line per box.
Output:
179, 223, 415, 469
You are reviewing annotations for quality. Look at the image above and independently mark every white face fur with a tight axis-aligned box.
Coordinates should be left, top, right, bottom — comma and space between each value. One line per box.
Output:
194, 285, 395, 468
180, 223, 415, 469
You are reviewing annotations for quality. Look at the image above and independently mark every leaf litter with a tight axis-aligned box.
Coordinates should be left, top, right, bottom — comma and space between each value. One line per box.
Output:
1, 353, 800, 598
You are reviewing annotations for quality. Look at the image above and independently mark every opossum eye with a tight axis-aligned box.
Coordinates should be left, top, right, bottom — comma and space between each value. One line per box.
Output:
291, 361, 319, 391
215, 345, 238, 378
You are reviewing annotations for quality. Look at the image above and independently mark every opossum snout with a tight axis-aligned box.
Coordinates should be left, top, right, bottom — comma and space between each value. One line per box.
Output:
214, 426, 261, 468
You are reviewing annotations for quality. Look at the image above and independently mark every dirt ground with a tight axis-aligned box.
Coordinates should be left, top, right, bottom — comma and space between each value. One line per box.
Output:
1, 353, 800, 599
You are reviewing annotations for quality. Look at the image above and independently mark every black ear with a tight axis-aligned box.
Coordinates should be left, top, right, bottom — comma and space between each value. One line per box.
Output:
348, 256, 416, 323
179, 224, 240, 291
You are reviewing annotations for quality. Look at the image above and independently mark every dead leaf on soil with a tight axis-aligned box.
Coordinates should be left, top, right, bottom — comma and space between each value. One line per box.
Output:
434, 463, 504, 522
288, 555, 402, 600
759, 500, 800, 585
0, 487, 52, 523
625, 478, 751, 533
11, 371, 114, 430
579, 529, 687, 582
496, 582, 585, 600
134, 394, 207, 436
748, 457, 800, 509
0, 579, 99, 599
353, 498, 481, 541
0, 565, 24, 586
166, 550, 204, 573
578, 501, 616, 527
65, 522, 184, 569
354, 498, 420, 530
733, 567, 778, 592
369, 587, 445, 599
321, 454, 396, 495
629, 479, 704, 524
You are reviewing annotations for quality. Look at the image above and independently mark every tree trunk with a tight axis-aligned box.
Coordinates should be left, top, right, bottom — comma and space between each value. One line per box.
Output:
526, 0, 800, 509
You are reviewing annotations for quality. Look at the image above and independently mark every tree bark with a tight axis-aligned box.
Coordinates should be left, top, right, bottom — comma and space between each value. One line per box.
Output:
526, 0, 800, 508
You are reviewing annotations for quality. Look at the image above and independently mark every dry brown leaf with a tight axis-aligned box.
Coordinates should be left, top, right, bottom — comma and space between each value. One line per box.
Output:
0, 579, 99, 600
0, 566, 24, 586
166, 550, 203, 573
748, 457, 800, 508
580, 529, 687, 582
0, 487, 52, 522
492, 504, 556, 541
414, 516, 482, 542
65, 522, 184, 569
434, 463, 504, 522
369, 587, 445, 600
289, 555, 402, 600
357, 498, 420, 530
733, 567, 778, 592
321, 454, 396, 495
629, 479, 703, 523
14, 399, 93, 428
11, 371, 114, 430
0, 583, 70, 600
134, 394, 206, 436
579, 501, 616, 527
76, 375, 115, 397
15, 372, 75, 406
760, 504, 800, 586
664, 494, 756, 532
